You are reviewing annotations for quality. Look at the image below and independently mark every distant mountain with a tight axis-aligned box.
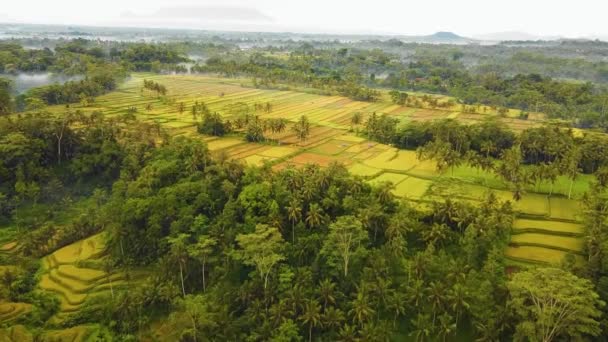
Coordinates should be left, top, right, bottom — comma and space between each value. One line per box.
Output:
398, 31, 475, 44
473, 31, 562, 42
428, 31, 464, 40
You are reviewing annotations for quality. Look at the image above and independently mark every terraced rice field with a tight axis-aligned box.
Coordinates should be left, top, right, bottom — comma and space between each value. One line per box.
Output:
0, 325, 32, 341
0, 303, 32, 325
38, 233, 144, 322
505, 197, 586, 266
0, 241, 32, 325
37, 73, 590, 267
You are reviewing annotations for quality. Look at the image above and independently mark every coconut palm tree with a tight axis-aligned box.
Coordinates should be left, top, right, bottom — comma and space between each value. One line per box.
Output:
427, 281, 446, 325
438, 313, 456, 342
299, 299, 322, 342
387, 291, 407, 327
349, 291, 375, 327
323, 306, 345, 331
287, 198, 302, 243
306, 203, 323, 229
337, 324, 357, 342
269, 299, 294, 327
317, 279, 337, 310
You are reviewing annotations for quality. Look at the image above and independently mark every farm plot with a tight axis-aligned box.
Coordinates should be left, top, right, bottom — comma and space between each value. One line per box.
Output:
0, 325, 32, 342
0, 303, 32, 325
510, 233, 583, 252
549, 196, 582, 221
288, 152, 353, 167
504, 245, 582, 265
348, 163, 382, 177
363, 149, 421, 172
310, 139, 356, 156
512, 219, 584, 236
392, 177, 432, 199
39, 233, 145, 321
259, 146, 299, 158
368, 172, 409, 186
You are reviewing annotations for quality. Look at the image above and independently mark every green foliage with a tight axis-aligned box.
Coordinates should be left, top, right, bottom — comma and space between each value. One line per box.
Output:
320, 215, 368, 277
508, 268, 604, 341
0, 77, 12, 114
235, 224, 285, 289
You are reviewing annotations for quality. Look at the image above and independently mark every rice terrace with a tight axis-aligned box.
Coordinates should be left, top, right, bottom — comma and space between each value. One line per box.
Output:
38, 73, 590, 269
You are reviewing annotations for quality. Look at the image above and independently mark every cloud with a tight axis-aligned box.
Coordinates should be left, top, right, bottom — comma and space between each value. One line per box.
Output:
121, 5, 274, 23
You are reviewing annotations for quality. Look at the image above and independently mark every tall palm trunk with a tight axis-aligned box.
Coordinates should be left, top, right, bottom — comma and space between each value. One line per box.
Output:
179, 262, 186, 297
202, 260, 206, 292
309, 324, 312, 342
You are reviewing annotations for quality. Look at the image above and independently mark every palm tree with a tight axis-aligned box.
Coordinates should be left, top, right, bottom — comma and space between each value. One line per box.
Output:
316, 170, 331, 191
323, 306, 345, 330
372, 277, 393, 319
422, 223, 449, 247
286, 198, 302, 243
167, 233, 190, 297
337, 324, 357, 342
410, 313, 433, 342
427, 281, 445, 325
375, 182, 394, 207
299, 299, 322, 342
306, 203, 323, 229
292, 115, 311, 145
349, 291, 375, 327
302, 180, 316, 202
387, 291, 406, 328
287, 285, 305, 315
359, 322, 381, 341
317, 279, 337, 310
407, 279, 425, 308
269, 299, 294, 327
351, 112, 362, 132
448, 283, 470, 325
437, 313, 456, 342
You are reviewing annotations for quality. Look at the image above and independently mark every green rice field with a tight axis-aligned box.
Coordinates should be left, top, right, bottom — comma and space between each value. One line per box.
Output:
37, 73, 595, 266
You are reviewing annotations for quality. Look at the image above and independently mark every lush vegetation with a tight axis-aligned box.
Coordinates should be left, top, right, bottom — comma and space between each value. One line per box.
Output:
3, 35, 608, 341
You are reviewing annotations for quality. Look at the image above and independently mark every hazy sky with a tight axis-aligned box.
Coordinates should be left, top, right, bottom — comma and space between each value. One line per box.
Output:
2, 0, 607, 38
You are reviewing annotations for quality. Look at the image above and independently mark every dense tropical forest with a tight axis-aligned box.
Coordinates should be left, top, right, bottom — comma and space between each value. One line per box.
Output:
2, 27, 608, 341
